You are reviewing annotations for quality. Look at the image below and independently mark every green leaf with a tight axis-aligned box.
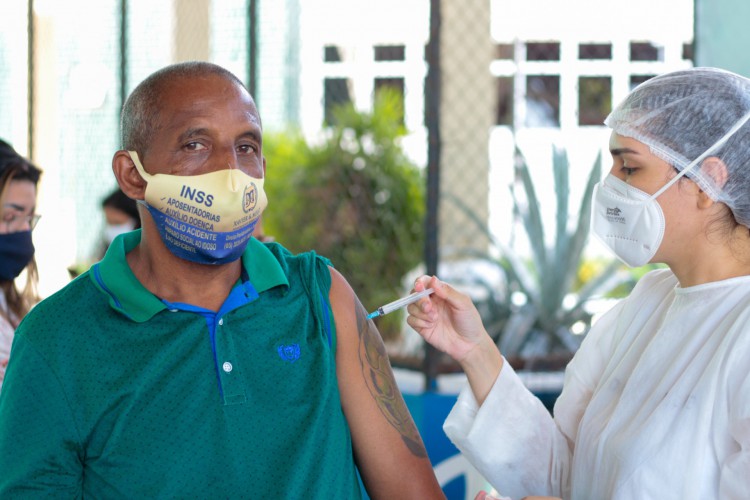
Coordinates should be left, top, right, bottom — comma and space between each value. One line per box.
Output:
513, 147, 547, 275
262, 88, 425, 340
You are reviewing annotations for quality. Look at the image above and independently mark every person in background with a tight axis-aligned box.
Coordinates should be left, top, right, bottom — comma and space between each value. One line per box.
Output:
95, 187, 141, 260
0, 62, 444, 498
0, 139, 41, 392
68, 188, 141, 278
408, 67, 750, 499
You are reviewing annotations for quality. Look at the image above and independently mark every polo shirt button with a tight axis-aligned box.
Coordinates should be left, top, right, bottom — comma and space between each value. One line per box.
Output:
218, 318, 224, 326
222, 362, 233, 373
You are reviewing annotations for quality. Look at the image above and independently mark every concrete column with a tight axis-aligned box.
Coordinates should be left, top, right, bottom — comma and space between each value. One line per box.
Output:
695, 0, 750, 77
173, 0, 210, 62
438, 0, 495, 258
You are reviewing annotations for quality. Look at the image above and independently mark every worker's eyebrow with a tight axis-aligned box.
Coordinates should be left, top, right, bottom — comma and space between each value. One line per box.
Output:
610, 147, 640, 156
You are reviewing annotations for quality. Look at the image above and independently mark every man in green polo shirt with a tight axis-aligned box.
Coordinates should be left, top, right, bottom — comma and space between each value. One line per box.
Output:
0, 61, 445, 498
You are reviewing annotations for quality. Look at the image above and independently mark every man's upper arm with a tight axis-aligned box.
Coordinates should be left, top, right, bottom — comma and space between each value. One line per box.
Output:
0, 334, 82, 495
328, 267, 444, 499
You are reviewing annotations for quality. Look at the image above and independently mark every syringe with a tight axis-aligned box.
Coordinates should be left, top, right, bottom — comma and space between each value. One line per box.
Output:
366, 288, 435, 320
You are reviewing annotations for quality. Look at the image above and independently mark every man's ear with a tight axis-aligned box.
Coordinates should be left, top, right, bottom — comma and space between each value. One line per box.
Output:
112, 150, 147, 200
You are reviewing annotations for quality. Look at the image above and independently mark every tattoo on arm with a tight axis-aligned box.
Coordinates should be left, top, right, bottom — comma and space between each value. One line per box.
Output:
354, 300, 428, 458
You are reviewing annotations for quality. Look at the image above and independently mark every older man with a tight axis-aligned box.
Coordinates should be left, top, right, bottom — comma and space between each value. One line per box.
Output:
0, 61, 444, 499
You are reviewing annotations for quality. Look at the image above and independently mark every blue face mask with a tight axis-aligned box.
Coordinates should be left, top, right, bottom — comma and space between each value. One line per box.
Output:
0, 230, 35, 281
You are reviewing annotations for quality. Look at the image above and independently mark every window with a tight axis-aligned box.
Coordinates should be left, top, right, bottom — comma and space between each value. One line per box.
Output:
526, 75, 559, 127
630, 42, 660, 61
495, 76, 513, 126
496, 43, 514, 60
526, 42, 560, 61
374, 77, 405, 123
374, 45, 405, 62
579, 43, 612, 60
682, 42, 694, 61
324, 45, 342, 62
630, 74, 655, 90
324, 78, 351, 124
578, 76, 611, 126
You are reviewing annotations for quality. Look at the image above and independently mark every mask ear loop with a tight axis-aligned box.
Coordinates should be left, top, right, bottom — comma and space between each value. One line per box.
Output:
128, 151, 152, 182
127, 151, 153, 210
650, 109, 750, 200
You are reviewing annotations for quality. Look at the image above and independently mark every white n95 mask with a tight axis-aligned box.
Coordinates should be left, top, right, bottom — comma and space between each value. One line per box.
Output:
128, 151, 267, 265
592, 108, 750, 267
591, 175, 665, 267
104, 221, 136, 244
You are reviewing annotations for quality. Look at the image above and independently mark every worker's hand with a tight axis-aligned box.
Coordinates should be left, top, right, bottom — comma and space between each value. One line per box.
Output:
406, 275, 491, 363
408, 275, 505, 404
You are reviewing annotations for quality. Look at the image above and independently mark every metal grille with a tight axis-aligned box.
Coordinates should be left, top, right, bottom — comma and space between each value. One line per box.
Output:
3, 0, 695, 361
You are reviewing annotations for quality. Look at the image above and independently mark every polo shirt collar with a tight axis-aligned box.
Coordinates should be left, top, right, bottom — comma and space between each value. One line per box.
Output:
90, 230, 288, 322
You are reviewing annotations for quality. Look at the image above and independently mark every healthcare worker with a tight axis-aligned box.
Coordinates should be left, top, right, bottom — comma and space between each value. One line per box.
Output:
407, 67, 750, 500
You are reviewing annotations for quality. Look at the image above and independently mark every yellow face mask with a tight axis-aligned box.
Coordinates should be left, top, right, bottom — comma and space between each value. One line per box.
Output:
129, 151, 268, 264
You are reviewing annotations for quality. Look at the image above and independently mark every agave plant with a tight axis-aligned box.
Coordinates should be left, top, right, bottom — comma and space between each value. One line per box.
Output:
446, 144, 629, 361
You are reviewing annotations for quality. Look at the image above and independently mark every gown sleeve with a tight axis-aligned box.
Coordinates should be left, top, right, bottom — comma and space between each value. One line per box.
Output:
720, 345, 750, 499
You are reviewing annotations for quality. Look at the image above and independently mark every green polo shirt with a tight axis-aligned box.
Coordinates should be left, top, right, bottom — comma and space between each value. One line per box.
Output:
0, 231, 361, 499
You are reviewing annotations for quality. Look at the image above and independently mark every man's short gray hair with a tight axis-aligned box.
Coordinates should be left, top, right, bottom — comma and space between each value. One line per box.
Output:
120, 61, 250, 156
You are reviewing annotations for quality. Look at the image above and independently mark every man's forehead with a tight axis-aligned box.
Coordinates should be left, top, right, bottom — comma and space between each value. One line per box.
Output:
162, 106, 261, 133
162, 74, 257, 110
157, 81, 261, 131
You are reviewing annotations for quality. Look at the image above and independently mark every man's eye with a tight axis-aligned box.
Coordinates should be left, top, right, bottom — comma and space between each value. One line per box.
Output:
238, 144, 256, 153
622, 166, 636, 176
185, 142, 207, 151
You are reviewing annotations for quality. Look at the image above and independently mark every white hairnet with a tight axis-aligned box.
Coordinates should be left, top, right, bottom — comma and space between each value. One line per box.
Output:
605, 67, 750, 227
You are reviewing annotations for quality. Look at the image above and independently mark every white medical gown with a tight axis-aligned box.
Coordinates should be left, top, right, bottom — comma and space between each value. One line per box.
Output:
444, 268, 750, 500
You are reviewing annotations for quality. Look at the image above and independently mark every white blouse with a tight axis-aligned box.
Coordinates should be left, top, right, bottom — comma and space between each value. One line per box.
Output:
444, 269, 750, 500
0, 290, 19, 392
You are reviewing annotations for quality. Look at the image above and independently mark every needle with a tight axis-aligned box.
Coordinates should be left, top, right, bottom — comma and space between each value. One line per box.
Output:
366, 288, 435, 320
